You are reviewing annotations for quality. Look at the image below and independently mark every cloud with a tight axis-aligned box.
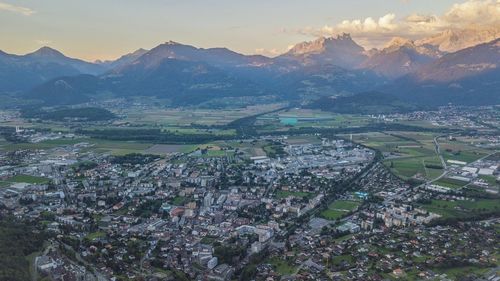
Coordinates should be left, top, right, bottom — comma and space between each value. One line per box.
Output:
36, 39, 53, 45
334, 14, 397, 33
255, 48, 284, 57
0, 1, 35, 16
444, 0, 500, 25
297, 0, 500, 48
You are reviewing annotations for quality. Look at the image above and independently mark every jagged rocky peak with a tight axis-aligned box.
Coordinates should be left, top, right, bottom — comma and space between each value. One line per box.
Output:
287, 33, 363, 56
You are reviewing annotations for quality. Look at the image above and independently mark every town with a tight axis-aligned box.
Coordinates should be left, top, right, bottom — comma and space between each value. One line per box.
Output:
0, 105, 498, 281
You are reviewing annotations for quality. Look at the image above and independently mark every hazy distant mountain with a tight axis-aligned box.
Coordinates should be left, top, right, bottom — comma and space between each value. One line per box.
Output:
413, 38, 500, 82
0, 47, 107, 93
28, 39, 383, 105
0, 49, 79, 92
98, 48, 149, 70
276, 64, 386, 99
25, 47, 105, 74
26, 74, 103, 105
110, 41, 272, 73
28, 42, 274, 106
361, 37, 441, 78
416, 27, 500, 53
11, 33, 500, 107
384, 38, 500, 106
277, 33, 367, 69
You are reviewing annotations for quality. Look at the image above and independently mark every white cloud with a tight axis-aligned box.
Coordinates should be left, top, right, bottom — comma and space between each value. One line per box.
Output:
444, 0, 500, 25
0, 1, 35, 16
333, 14, 397, 33
297, 0, 500, 48
36, 39, 52, 45
255, 48, 285, 57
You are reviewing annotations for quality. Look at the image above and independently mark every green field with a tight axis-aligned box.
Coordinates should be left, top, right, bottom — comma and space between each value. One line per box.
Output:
0, 138, 83, 151
420, 199, 500, 219
331, 254, 355, 266
0, 137, 156, 156
347, 131, 446, 181
276, 191, 313, 199
162, 126, 236, 136
0, 181, 10, 188
433, 177, 468, 189
267, 257, 296, 275
479, 175, 498, 186
435, 266, 492, 279
347, 131, 494, 183
171, 196, 186, 206
85, 231, 106, 241
120, 103, 286, 126
440, 140, 490, 164
321, 200, 361, 220
6, 174, 50, 184
86, 139, 155, 155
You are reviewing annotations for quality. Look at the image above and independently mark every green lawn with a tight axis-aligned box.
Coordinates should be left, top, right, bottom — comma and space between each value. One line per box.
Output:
6, 174, 50, 184
171, 196, 186, 206
85, 231, 106, 241
331, 255, 354, 266
320, 209, 346, 220
0, 181, 10, 188
420, 199, 500, 219
267, 257, 296, 275
328, 200, 360, 211
276, 191, 313, 199
321, 200, 360, 220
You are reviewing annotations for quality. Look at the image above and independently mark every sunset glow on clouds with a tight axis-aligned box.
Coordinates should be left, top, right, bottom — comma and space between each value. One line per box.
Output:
297, 0, 500, 48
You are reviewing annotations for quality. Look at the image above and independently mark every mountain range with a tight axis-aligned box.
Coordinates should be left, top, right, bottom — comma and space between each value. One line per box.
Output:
1, 28, 499, 109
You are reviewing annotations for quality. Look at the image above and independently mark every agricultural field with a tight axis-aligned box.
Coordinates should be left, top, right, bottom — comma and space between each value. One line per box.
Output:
321, 200, 361, 220
420, 199, 499, 219
256, 108, 373, 133
218, 140, 277, 158
346, 131, 444, 181
144, 144, 199, 154
440, 140, 490, 164
83, 139, 155, 156
433, 177, 469, 189
0, 138, 84, 151
118, 103, 286, 126
0, 137, 157, 156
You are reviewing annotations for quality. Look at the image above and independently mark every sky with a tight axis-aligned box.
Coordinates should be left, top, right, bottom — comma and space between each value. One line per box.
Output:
0, 0, 499, 61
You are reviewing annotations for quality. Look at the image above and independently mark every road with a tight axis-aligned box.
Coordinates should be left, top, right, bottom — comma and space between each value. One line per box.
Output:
420, 135, 498, 189
417, 135, 449, 188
